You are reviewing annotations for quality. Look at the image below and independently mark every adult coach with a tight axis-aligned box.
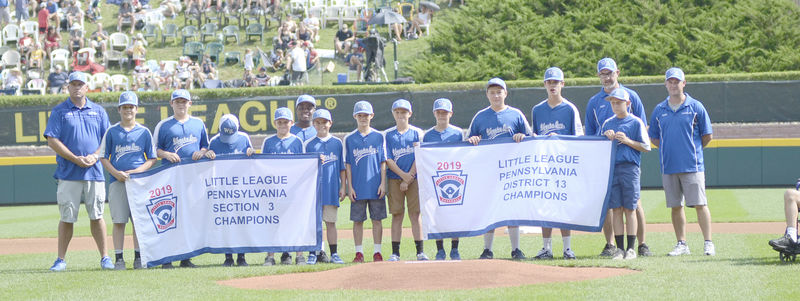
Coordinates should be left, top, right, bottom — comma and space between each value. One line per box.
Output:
648, 67, 715, 256
290, 94, 318, 142
45, 72, 113, 271
585, 58, 652, 257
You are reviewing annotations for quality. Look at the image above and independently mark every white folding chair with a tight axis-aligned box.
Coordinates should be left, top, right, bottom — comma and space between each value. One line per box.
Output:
162, 60, 178, 73
109, 32, 130, 51
340, 6, 359, 23
26, 78, 46, 95
2, 24, 22, 46
348, 0, 367, 9
1, 49, 21, 68
145, 12, 165, 30
50, 49, 70, 71
110, 74, 131, 91
323, 5, 343, 29
91, 72, 112, 90
20, 21, 39, 42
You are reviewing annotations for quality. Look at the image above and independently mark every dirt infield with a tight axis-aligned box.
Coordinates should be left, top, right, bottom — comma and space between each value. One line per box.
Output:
218, 260, 637, 291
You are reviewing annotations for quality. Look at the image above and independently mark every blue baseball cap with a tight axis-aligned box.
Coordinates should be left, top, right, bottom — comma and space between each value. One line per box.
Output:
665, 67, 685, 81
353, 100, 373, 116
118, 91, 138, 107
433, 98, 452, 112
296, 94, 316, 107
171, 89, 191, 101
274, 107, 293, 121
605, 88, 630, 102
312, 109, 332, 122
68, 71, 88, 84
218, 114, 240, 143
391, 99, 412, 113
486, 77, 507, 90
597, 58, 618, 73
544, 67, 564, 82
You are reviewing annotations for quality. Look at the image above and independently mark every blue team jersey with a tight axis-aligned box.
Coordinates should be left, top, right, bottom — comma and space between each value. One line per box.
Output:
290, 125, 317, 142
585, 85, 647, 136
344, 128, 386, 200
304, 135, 345, 206
153, 116, 209, 164
208, 132, 253, 155
383, 125, 424, 180
601, 115, 651, 166
43, 98, 110, 181
531, 99, 584, 136
423, 125, 464, 143
102, 123, 156, 183
468, 106, 531, 140
261, 134, 303, 154
648, 93, 713, 174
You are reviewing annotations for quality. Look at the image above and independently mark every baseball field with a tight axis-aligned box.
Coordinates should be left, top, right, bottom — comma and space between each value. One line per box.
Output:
0, 187, 798, 300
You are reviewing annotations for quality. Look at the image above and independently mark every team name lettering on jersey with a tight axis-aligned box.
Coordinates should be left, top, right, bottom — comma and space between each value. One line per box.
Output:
539, 121, 566, 135
485, 125, 512, 139
352, 146, 378, 165
172, 135, 198, 152
321, 153, 339, 165
114, 144, 143, 162
391, 145, 414, 161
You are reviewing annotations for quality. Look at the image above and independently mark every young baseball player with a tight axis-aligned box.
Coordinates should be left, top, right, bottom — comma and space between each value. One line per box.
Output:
99, 91, 157, 270
601, 88, 651, 260
206, 114, 255, 267
467, 77, 531, 260
344, 100, 388, 263
261, 107, 306, 266
153, 89, 211, 268
423, 98, 465, 260
290, 94, 318, 142
384, 99, 428, 261
303, 109, 347, 265
530, 67, 584, 260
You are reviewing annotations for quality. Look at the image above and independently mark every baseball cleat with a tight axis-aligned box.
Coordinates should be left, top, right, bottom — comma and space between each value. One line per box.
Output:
624, 248, 637, 260
331, 253, 345, 264
280, 252, 292, 265
599, 244, 616, 257
179, 259, 197, 268
306, 253, 318, 265
533, 248, 553, 260
373, 252, 383, 262
667, 242, 690, 256
263, 256, 276, 266
479, 249, 494, 259
611, 248, 625, 260
416, 252, 429, 261
703, 241, 716, 256
435, 249, 446, 260
388, 253, 400, 262
511, 248, 526, 260
352, 252, 364, 263
450, 248, 461, 260
318, 251, 330, 263
50, 258, 66, 272
563, 248, 577, 260
101, 256, 114, 270
222, 257, 234, 267
236, 255, 248, 266
295, 255, 306, 265
638, 243, 653, 257
114, 258, 126, 270
133, 258, 143, 269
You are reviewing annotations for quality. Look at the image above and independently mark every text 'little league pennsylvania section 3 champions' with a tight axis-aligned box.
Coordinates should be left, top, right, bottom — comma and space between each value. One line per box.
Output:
416, 136, 616, 240
125, 154, 322, 268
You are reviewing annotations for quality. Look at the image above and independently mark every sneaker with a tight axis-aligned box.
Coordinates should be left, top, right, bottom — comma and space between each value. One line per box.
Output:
373, 252, 383, 262
416, 252, 429, 261
435, 249, 446, 260
611, 248, 625, 260
114, 258, 126, 270
222, 257, 234, 267
331, 253, 344, 264
296, 255, 306, 265
236, 256, 248, 266
667, 242, 690, 256
162, 263, 174, 269
133, 258, 143, 269
599, 244, 616, 257
307, 253, 318, 265
263, 256, 276, 266
388, 254, 400, 262
511, 248, 526, 260
638, 243, 653, 257
179, 259, 197, 268
563, 248, 577, 260
317, 251, 330, 263
704, 241, 716, 256
533, 248, 553, 260
770, 234, 797, 251
101, 256, 114, 270
479, 249, 494, 259
353, 252, 364, 263
280, 252, 292, 265
624, 248, 637, 260
449, 248, 461, 260
50, 258, 66, 272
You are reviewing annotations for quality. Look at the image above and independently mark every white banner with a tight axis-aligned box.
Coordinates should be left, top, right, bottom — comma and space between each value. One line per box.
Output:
126, 154, 321, 268
417, 136, 615, 240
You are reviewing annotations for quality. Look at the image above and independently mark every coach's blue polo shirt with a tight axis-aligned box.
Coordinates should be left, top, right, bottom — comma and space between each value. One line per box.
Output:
601, 115, 650, 166
44, 98, 110, 181
102, 123, 156, 183
344, 128, 386, 200
531, 99, 584, 136
384, 125, 424, 180
468, 106, 531, 140
209, 132, 253, 155
585, 85, 647, 136
153, 116, 209, 164
290, 125, 317, 142
648, 93, 713, 174
304, 135, 345, 206
423, 125, 464, 144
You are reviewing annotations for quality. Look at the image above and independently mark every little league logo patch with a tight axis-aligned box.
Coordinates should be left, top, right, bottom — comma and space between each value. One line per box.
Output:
146, 194, 178, 234
431, 170, 468, 206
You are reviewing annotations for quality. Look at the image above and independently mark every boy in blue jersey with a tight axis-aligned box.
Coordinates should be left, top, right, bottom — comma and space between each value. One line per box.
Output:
467, 77, 530, 260
206, 114, 255, 267
153, 89, 211, 268
423, 98, 464, 260
649, 67, 715, 256
261, 107, 306, 266
303, 109, 347, 265
587, 58, 652, 257
531, 67, 583, 261
290, 94, 318, 142
100, 91, 157, 270
601, 88, 651, 260
345, 100, 387, 263
385, 99, 428, 262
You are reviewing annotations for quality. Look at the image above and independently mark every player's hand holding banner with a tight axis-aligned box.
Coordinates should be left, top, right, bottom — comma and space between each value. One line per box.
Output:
416, 136, 615, 239
126, 154, 321, 268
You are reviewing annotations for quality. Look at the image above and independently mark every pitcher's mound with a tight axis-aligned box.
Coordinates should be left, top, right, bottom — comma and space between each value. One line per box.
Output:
219, 260, 637, 291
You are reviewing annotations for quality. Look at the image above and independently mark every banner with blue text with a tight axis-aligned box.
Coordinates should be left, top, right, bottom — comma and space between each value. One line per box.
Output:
126, 154, 321, 268
416, 136, 615, 239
